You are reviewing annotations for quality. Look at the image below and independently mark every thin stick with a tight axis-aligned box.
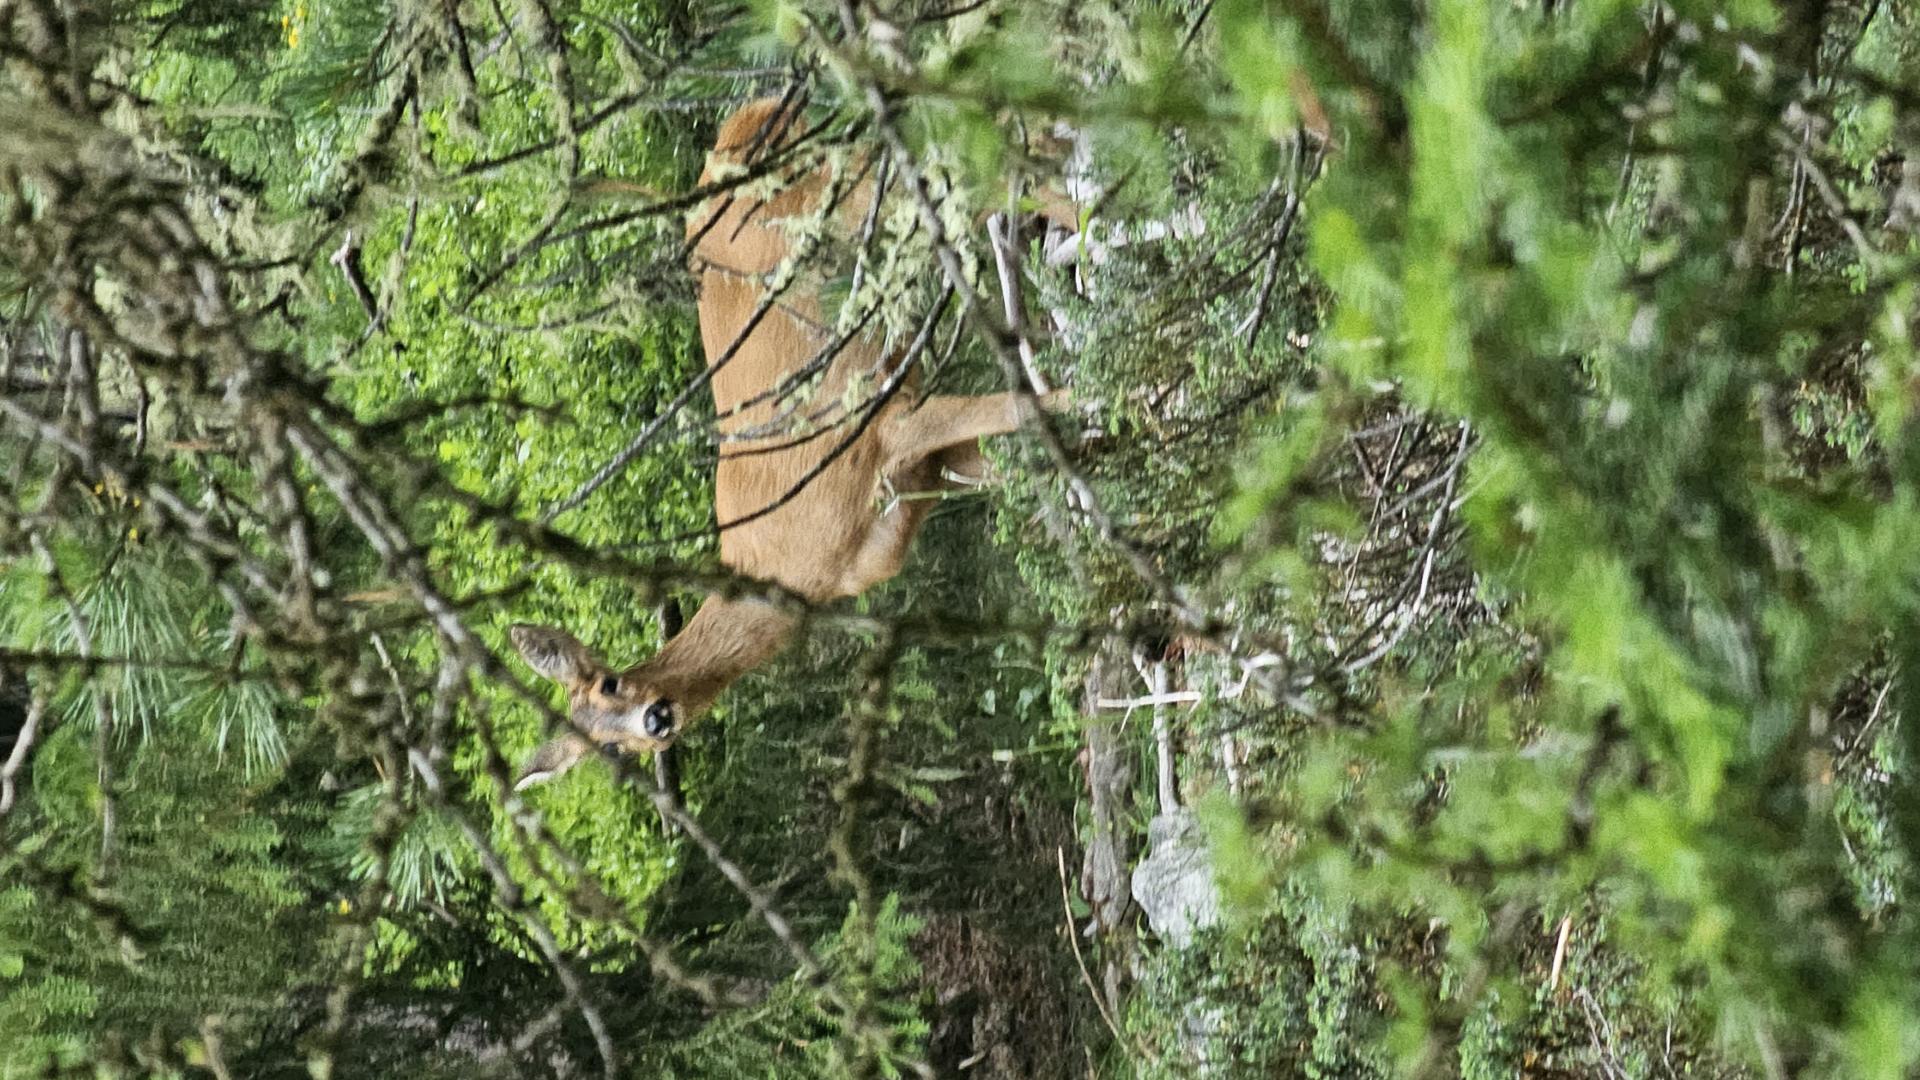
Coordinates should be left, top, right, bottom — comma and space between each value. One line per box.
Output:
1055, 846, 1150, 1063
0, 691, 45, 817
987, 210, 1052, 395
1139, 656, 1177, 813
1220, 731, 1243, 799
1548, 914, 1572, 991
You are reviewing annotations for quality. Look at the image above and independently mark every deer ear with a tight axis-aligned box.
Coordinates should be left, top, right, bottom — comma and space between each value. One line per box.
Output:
514, 735, 590, 790
510, 624, 596, 684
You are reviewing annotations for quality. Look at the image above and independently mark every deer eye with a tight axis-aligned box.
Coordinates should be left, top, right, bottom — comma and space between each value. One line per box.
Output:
599, 675, 619, 695
642, 699, 676, 738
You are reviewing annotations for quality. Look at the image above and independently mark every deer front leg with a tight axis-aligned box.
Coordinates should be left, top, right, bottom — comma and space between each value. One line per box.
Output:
839, 390, 1069, 596
881, 390, 1070, 479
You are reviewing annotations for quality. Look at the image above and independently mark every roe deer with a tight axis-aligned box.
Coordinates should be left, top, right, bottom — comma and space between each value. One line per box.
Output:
512, 97, 1070, 787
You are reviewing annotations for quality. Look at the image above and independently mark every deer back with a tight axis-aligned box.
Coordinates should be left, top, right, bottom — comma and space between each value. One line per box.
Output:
686, 99, 905, 602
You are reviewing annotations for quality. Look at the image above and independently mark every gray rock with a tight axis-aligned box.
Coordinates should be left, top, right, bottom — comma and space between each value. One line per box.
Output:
1130, 810, 1221, 948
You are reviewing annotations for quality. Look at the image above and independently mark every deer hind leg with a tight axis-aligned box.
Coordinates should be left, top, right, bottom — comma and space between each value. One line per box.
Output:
881, 390, 1069, 484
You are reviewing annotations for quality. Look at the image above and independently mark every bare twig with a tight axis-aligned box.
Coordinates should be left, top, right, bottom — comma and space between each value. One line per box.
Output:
1574, 986, 1630, 1080
1339, 424, 1471, 675
987, 210, 1052, 395
329, 232, 379, 324
1056, 846, 1152, 1064
0, 690, 46, 818
1548, 914, 1572, 991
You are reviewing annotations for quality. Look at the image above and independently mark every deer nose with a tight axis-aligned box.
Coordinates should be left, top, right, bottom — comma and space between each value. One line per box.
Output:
642, 700, 676, 738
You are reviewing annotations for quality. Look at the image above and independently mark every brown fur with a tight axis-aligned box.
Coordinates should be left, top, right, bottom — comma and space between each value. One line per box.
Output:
512, 98, 1069, 786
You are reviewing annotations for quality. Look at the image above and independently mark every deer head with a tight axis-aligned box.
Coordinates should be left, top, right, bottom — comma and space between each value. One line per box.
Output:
509, 599, 799, 789
509, 623, 687, 789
